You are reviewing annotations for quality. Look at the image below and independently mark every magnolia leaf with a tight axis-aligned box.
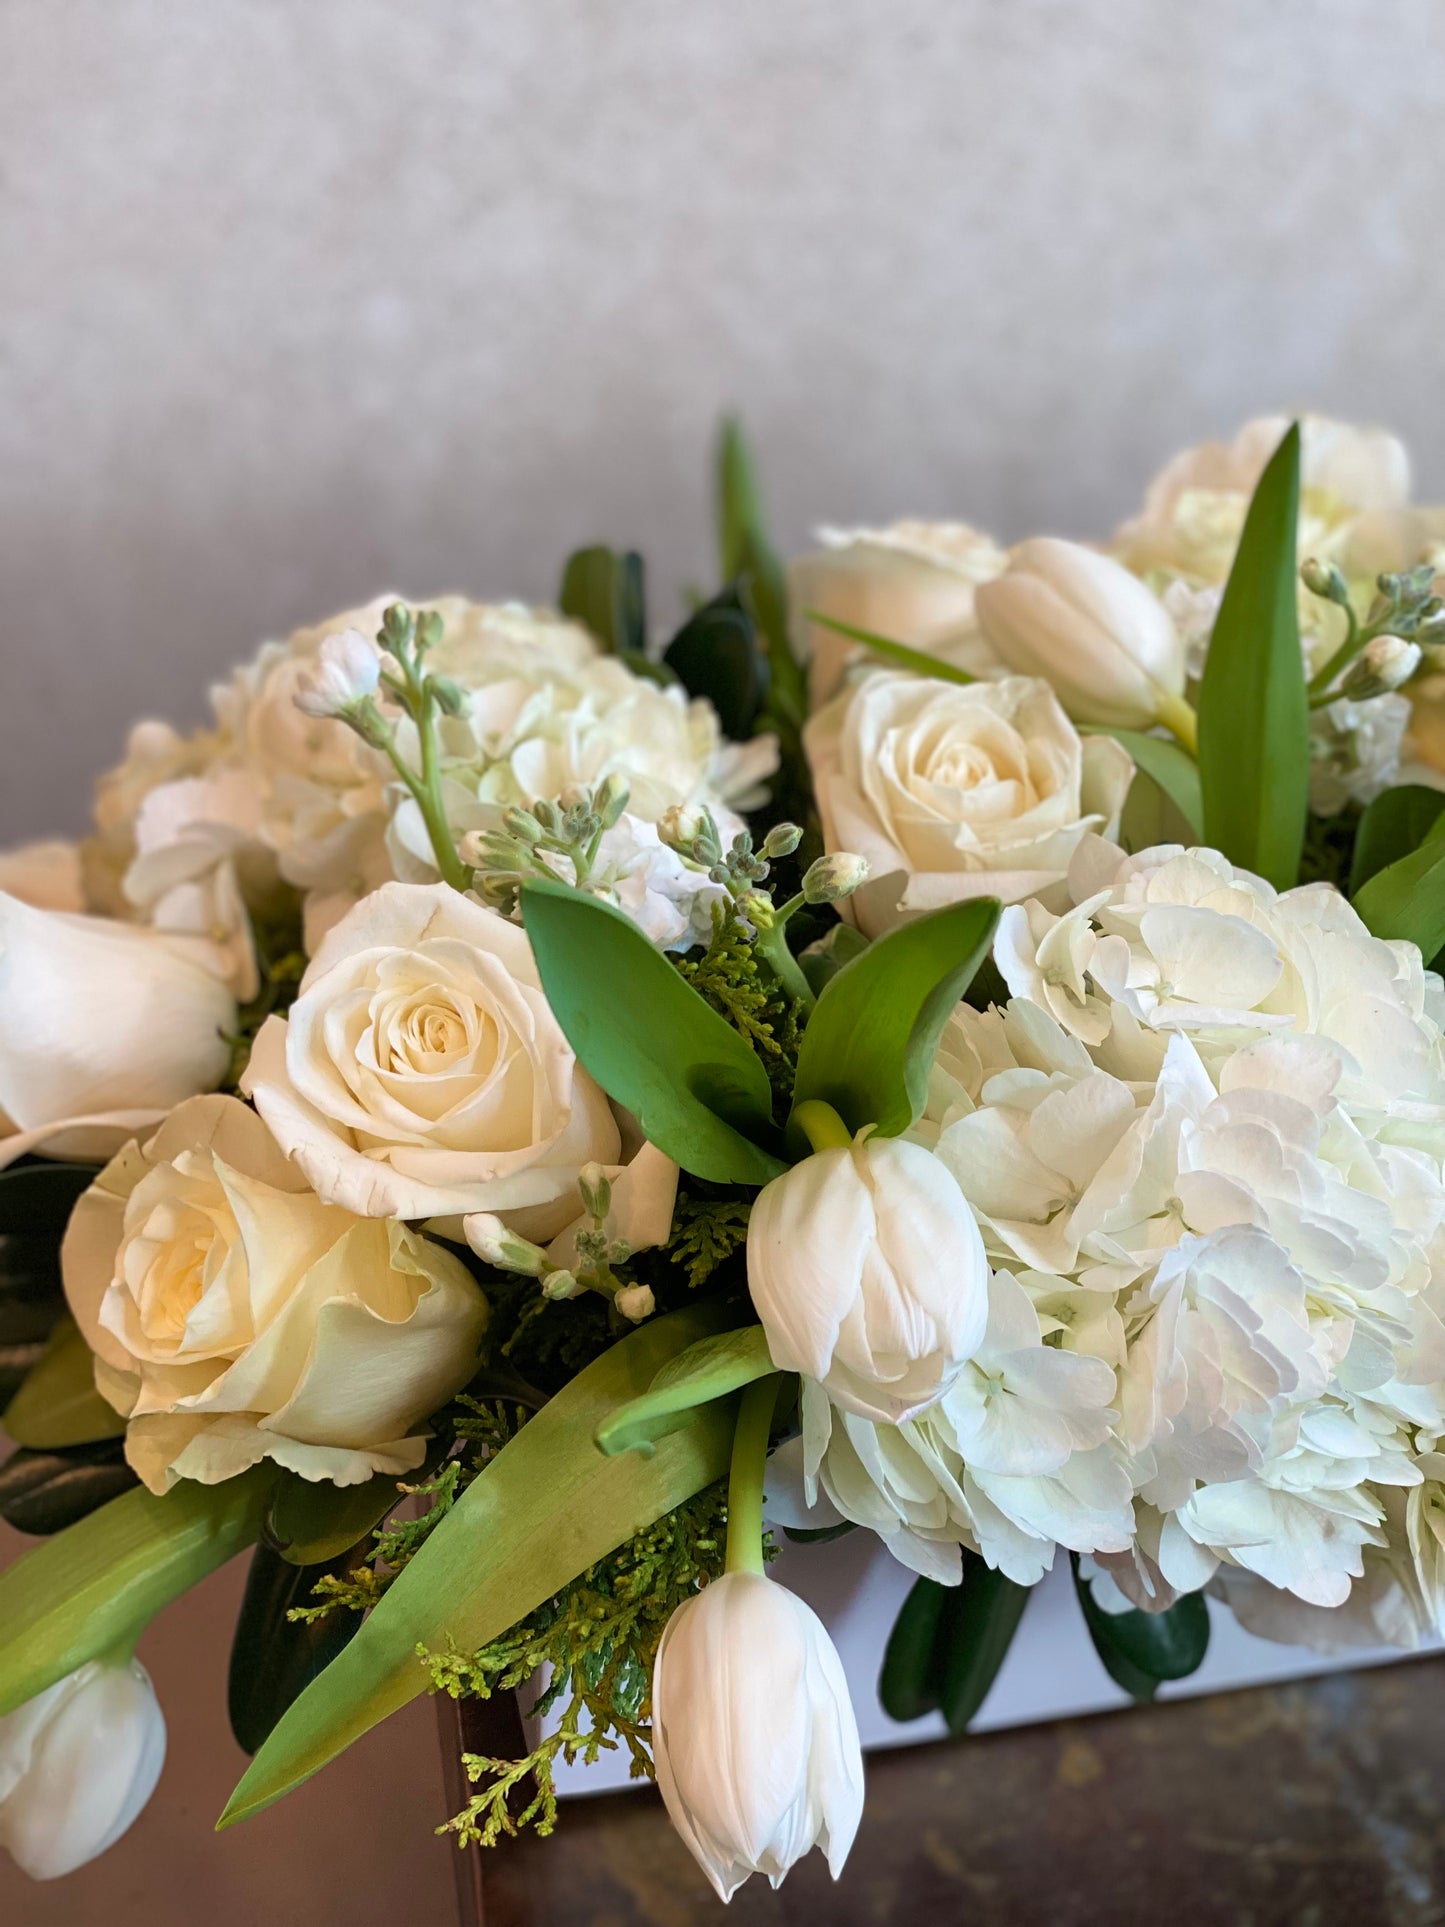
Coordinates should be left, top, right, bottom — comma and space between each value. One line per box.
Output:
3, 1315, 125, 1448
1070, 1556, 1210, 1702
264, 1471, 411, 1570
520, 879, 785, 1184
0, 1467, 274, 1717
595, 1324, 775, 1457
663, 591, 768, 739
220, 1302, 738, 1828
0, 1233, 64, 1347
0, 1440, 138, 1535
0, 1162, 100, 1236
878, 1572, 951, 1722
1350, 784, 1445, 896
559, 546, 647, 657
228, 1543, 362, 1756
804, 610, 975, 686
1081, 725, 1203, 839
1351, 835, 1445, 963
879, 1555, 1032, 1733
790, 898, 1001, 1140
1197, 422, 1308, 888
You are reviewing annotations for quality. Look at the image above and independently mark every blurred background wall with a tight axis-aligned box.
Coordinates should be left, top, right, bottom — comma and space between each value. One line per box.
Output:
3, 0, 1445, 841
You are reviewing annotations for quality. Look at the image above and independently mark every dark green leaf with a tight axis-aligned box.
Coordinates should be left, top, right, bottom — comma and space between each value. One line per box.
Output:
0, 1233, 65, 1346
221, 1302, 739, 1827
0, 1440, 138, 1534
790, 899, 1001, 1140
781, 1520, 857, 1545
228, 1542, 362, 1755
4, 1316, 125, 1447
559, 546, 647, 657
879, 1555, 1032, 1732
803, 610, 975, 686
798, 922, 870, 997
264, 1471, 409, 1570
520, 879, 785, 1184
1070, 1555, 1210, 1702
1351, 835, 1445, 962
717, 417, 804, 729
1350, 785, 1445, 896
0, 1341, 47, 1407
879, 1576, 951, 1723
1197, 422, 1308, 888
664, 590, 768, 739
1082, 726, 1203, 839
595, 1324, 774, 1458
0, 1162, 100, 1236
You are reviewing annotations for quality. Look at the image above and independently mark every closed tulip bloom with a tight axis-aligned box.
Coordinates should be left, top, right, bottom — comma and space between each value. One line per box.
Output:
0, 1658, 166, 1880
652, 1572, 864, 1902
747, 1133, 990, 1423
975, 538, 1190, 737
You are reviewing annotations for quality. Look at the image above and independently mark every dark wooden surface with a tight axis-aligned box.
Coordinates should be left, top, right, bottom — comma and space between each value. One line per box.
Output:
446, 1656, 1445, 1926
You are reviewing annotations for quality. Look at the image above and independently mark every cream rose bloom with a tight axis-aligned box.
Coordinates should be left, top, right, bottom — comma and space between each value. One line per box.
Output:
0, 841, 85, 913
803, 671, 1133, 937
242, 882, 623, 1233
789, 521, 1007, 709
62, 1094, 488, 1494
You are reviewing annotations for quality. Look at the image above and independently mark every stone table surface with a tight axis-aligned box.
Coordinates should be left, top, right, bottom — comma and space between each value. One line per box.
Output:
462, 1655, 1445, 1927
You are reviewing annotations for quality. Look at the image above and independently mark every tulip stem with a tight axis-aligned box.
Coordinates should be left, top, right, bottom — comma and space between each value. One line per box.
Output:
1153, 690, 1199, 757
725, 1375, 781, 1576
792, 1098, 854, 1154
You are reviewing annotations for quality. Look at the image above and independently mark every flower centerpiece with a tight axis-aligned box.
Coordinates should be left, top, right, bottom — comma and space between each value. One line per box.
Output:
4, 415, 1445, 1901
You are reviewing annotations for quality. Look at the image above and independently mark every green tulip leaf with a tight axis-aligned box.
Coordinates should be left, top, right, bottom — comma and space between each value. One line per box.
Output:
1082, 725, 1203, 839
595, 1323, 775, 1457
4, 1315, 125, 1448
0, 1440, 139, 1536
228, 1542, 362, 1756
790, 898, 1001, 1141
717, 417, 804, 728
520, 879, 786, 1184
1351, 833, 1445, 964
803, 610, 976, 686
1070, 1555, 1211, 1703
0, 1466, 275, 1717
1197, 422, 1309, 889
1350, 784, 1445, 897
220, 1301, 739, 1829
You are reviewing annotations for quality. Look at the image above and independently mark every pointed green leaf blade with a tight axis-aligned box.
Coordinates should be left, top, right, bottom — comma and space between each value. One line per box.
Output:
520, 879, 785, 1184
717, 417, 804, 728
1197, 422, 1308, 888
936, 1555, 1032, 1733
878, 1574, 950, 1722
1081, 726, 1202, 839
790, 899, 1001, 1139
220, 1303, 737, 1828
1350, 784, 1445, 896
1352, 837, 1445, 962
803, 610, 976, 686
228, 1543, 362, 1756
1071, 1555, 1211, 1702
595, 1323, 774, 1457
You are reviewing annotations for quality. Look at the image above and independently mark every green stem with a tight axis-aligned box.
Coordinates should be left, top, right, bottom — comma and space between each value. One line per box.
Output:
725, 1376, 781, 1576
1307, 605, 1366, 697
753, 919, 815, 1011
791, 1098, 854, 1153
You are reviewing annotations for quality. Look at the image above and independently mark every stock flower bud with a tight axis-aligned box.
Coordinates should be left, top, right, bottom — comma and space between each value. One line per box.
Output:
802, 851, 869, 905
0, 1658, 166, 1880
614, 1283, 655, 1321
747, 1136, 989, 1422
292, 629, 384, 720
975, 538, 1186, 730
651, 1571, 864, 1902
1342, 633, 1421, 697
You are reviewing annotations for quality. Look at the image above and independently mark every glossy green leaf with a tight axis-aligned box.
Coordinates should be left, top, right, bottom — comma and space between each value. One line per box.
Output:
1351, 835, 1445, 963
228, 1543, 361, 1755
803, 610, 975, 686
3, 1315, 125, 1448
595, 1323, 774, 1457
1082, 726, 1203, 839
520, 879, 785, 1184
0, 1440, 138, 1535
0, 1341, 47, 1408
878, 1555, 1032, 1732
1350, 784, 1445, 896
717, 417, 804, 727
0, 1162, 99, 1236
1197, 422, 1308, 888
781, 1520, 856, 1546
0, 1467, 274, 1716
264, 1470, 411, 1570
878, 1573, 951, 1722
559, 546, 647, 658
664, 590, 768, 739
1071, 1555, 1210, 1703
220, 1302, 738, 1828
790, 899, 1001, 1140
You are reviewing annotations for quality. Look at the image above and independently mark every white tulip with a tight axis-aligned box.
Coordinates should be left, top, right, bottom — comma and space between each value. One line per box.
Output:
0, 1658, 166, 1880
292, 628, 384, 719
651, 1571, 863, 1902
0, 891, 236, 1169
975, 538, 1188, 734
746, 1134, 989, 1423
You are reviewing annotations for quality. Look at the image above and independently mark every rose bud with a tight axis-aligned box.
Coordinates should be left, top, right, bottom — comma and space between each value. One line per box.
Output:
0, 1658, 166, 1881
975, 538, 1190, 739
651, 1572, 864, 1901
746, 1130, 989, 1423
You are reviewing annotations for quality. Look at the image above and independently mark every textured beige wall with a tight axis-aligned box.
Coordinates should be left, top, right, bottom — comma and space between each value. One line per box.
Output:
4, 0, 1445, 841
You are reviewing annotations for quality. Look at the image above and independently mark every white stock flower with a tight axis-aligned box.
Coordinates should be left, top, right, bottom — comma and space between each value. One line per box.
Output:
0, 1658, 166, 1881
974, 539, 1186, 730
788, 521, 1008, 708
63, 1094, 488, 1493
292, 627, 384, 718
747, 1136, 990, 1423
519, 813, 729, 953
1309, 692, 1411, 818
243, 882, 622, 1233
0, 892, 235, 1169
651, 1571, 864, 1902
804, 671, 1133, 939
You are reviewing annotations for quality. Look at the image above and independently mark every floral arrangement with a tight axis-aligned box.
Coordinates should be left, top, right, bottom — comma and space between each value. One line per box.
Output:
3, 415, 1445, 1900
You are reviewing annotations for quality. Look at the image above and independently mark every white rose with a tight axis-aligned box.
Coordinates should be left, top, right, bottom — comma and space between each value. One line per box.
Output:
788, 521, 1008, 708
0, 1658, 166, 1881
804, 670, 1133, 938
974, 539, 1187, 732
243, 882, 622, 1233
0, 840, 85, 913
746, 1136, 990, 1423
62, 1093, 488, 1493
651, 1571, 864, 1902
0, 892, 236, 1168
